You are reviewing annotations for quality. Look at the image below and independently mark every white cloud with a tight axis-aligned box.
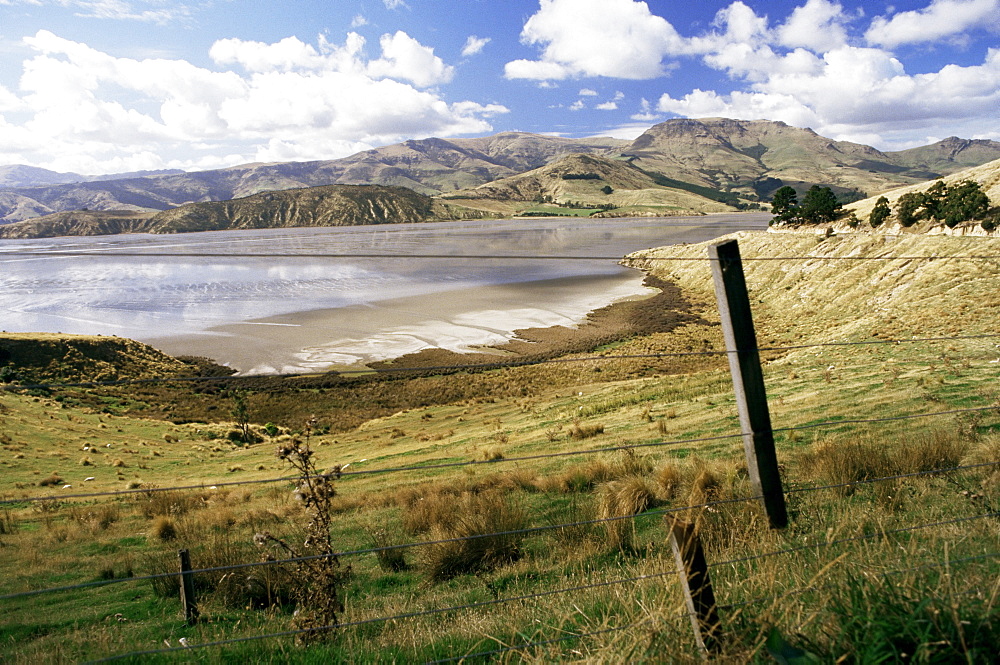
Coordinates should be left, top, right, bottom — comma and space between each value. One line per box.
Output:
461, 35, 490, 57
777, 0, 851, 52
569, 99, 585, 111
351, 15, 368, 28
0, 30, 505, 173
596, 91, 624, 110
578, 88, 598, 96
866, 0, 1000, 48
504, 0, 685, 80
631, 98, 660, 122
658, 44, 1000, 147
383, 0, 407, 9
367, 31, 454, 87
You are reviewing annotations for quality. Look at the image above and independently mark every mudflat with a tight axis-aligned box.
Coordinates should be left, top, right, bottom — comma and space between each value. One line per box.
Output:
147, 271, 655, 374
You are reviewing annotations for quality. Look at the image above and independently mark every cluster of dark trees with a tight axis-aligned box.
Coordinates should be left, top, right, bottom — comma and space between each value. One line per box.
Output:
770, 185, 843, 225
771, 179, 996, 231
868, 180, 996, 229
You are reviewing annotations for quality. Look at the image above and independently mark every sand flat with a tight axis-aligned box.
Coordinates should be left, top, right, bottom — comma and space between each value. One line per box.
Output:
147, 271, 654, 374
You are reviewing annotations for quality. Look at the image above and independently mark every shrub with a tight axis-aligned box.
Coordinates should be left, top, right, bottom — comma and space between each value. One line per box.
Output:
420, 491, 527, 581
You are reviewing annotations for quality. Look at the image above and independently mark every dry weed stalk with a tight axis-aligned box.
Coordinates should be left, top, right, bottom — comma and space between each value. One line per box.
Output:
254, 417, 347, 644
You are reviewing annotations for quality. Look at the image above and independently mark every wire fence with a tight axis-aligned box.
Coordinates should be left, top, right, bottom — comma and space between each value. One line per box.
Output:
2, 245, 1000, 662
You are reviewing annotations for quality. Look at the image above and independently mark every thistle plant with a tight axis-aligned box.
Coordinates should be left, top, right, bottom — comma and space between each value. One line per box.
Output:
254, 417, 346, 644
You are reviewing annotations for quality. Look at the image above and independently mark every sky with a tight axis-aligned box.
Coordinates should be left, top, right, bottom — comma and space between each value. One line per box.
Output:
0, 0, 997, 175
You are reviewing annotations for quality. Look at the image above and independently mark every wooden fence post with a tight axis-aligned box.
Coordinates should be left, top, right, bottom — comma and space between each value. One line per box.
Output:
178, 549, 199, 625
669, 519, 720, 654
709, 239, 788, 529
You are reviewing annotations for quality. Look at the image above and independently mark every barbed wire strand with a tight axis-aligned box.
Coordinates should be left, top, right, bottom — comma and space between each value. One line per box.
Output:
85, 569, 683, 664
4, 332, 999, 391
7, 468, 997, 604
707, 511, 1000, 574
5, 403, 998, 507
718, 551, 999, 613
79, 518, 1000, 663
0, 492, 763, 601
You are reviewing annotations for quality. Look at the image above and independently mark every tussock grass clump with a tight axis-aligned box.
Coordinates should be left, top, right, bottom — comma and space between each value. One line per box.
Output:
540, 459, 615, 493
137, 489, 207, 518
569, 421, 605, 440
420, 491, 527, 582
149, 516, 177, 542
803, 575, 1000, 663
597, 476, 658, 551
402, 490, 460, 535
895, 429, 969, 473
482, 447, 504, 461
38, 473, 64, 487
370, 528, 409, 572
799, 429, 973, 496
144, 532, 295, 609
540, 450, 654, 494
0, 508, 17, 536
654, 463, 682, 500
798, 438, 896, 495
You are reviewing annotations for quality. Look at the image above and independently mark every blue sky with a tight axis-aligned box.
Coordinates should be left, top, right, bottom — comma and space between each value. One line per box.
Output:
0, 0, 997, 174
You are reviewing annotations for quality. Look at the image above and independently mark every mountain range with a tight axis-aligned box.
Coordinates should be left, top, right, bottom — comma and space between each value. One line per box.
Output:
2, 118, 999, 234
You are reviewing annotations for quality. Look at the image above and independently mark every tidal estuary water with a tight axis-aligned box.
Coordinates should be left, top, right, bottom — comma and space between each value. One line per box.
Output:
0, 213, 770, 373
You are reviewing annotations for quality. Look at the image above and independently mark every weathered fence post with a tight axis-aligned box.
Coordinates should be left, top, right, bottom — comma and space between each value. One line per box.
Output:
669, 519, 720, 654
709, 239, 788, 529
178, 549, 199, 624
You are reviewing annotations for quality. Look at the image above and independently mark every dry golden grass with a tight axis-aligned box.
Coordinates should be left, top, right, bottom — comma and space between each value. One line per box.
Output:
149, 515, 177, 541
596, 476, 659, 550
419, 491, 528, 581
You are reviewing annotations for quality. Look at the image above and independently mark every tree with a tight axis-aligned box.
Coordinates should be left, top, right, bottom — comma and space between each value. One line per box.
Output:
230, 390, 253, 443
896, 192, 923, 227
770, 186, 799, 224
941, 180, 990, 228
869, 196, 891, 228
798, 185, 842, 224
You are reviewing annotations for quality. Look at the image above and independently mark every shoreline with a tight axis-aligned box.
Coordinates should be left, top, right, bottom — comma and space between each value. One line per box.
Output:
145, 271, 656, 375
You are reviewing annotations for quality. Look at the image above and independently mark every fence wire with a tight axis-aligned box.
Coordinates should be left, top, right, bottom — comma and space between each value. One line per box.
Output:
4, 402, 997, 507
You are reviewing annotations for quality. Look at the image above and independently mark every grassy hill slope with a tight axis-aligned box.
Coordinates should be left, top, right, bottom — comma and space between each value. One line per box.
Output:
444, 152, 734, 216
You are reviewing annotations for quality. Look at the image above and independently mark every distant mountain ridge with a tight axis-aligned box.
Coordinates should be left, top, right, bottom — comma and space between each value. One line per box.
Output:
0, 133, 623, 224
2, 118, 1000, 226
0, 164, 184, 188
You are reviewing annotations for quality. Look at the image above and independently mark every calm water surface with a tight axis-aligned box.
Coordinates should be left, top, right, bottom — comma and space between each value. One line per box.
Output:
0, 214, 769, 371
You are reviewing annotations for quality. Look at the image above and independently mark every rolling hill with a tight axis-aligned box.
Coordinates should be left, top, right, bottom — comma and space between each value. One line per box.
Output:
0, 184, 493, 238
443, 152, 734, 216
